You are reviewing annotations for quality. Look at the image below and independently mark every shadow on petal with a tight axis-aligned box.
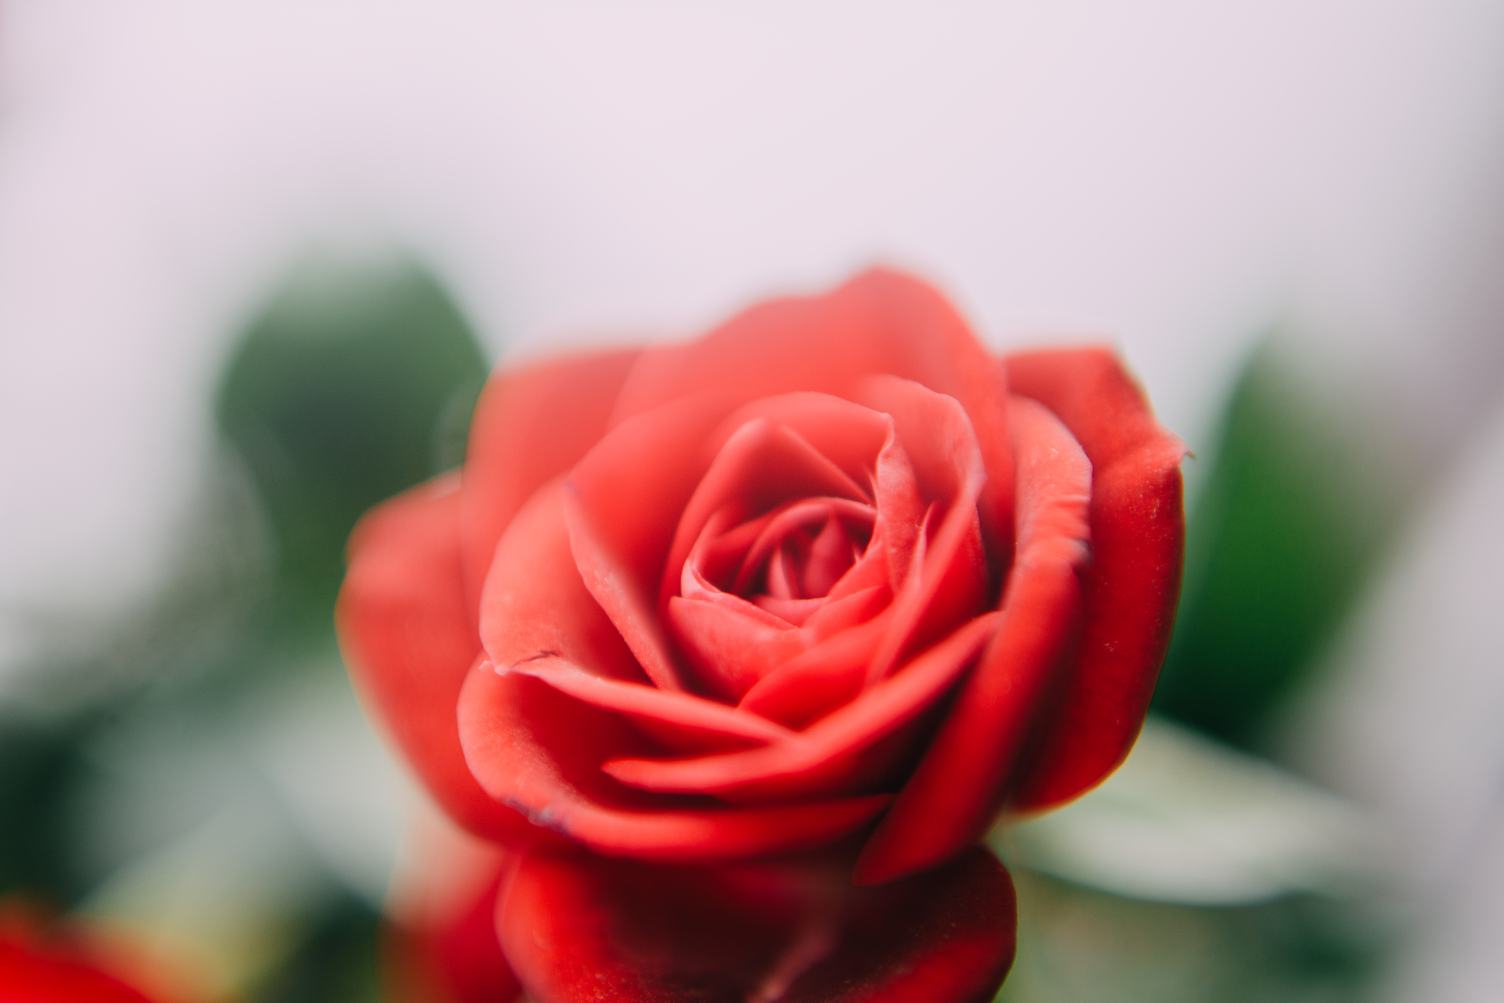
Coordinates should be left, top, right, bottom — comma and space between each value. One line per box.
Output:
499, 845, 1016, 1003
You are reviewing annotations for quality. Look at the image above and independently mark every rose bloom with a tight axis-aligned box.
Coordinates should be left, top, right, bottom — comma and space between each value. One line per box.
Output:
340, 268, 1184, 1002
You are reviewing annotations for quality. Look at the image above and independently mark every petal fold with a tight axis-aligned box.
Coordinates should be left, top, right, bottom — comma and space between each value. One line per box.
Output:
604, 613, 1000, 801
458, 663, 889, 862
1003, 347, 1186, 809
857, 398, 1090, 882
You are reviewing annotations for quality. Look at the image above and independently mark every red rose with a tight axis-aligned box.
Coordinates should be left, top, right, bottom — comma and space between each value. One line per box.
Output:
340, 268, 1184, 1001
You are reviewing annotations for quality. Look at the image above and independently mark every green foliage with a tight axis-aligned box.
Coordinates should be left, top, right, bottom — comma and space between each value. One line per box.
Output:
0, 255, 490, 997
0, 708, 111, 904
996, 716, 1390, 1001
243, 888, 386, 1003
996, 870, 1385, 1003
1152, 339, 1402, 745
215, 259, 488, 627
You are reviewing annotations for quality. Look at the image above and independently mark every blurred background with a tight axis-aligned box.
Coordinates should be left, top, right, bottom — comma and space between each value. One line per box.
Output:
2, 1, 1502, 999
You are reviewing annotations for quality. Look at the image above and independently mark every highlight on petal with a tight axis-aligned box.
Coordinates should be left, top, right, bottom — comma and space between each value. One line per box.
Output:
458, 661, 890, 863
498, 845, 1017, 1003
461, 346, 640, 600
337, 475, 529, 841
857, 398, 1091, 883
1003, 346, 1187, 809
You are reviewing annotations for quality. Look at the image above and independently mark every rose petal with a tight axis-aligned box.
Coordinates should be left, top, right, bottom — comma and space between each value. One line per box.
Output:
480, 483, 794, 756
856, 398, 1091, 883
715, 391, 894, 489
337, 476, 528, 840
1003, 346, 1186, 809
510, 656, 795, 754
792, 582, 890, 635
870, 417, 925, 590
564, 395, 725, 691
498, 845, 1016, 1003
852, 376, 989, 680
610, 268, 1016, 548
725, 498, 874, 602
670, 499, 880, 700
458, 664, 891, 862
738, 613, 892, 728
478, 480, 641, 682
706, 392, 909, 596
603, 613, 1000, 801
666, 595, 808, 701
661, 415, 874, 607
461, 347, 640, 601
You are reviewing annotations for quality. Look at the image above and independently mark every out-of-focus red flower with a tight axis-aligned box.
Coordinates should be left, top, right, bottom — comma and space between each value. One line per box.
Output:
340, 268, 1184, 1001
0, 908, 186, 1003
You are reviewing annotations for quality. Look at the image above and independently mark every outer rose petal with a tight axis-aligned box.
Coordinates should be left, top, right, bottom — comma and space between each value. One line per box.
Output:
1003, 346, 1186, 809
611, 267, 1016, 549
337, 476, 529, 840
857, 399, 1091, 882
498, 847, 1016, 1003
461, 347, 640, 601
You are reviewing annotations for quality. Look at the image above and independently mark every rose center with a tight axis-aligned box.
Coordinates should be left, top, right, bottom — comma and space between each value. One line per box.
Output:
728, 500, 873, 608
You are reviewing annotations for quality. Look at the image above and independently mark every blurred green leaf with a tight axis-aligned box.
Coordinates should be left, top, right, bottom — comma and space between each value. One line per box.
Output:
1152, 338, 1402, 744
242, 889, 385, 1003
997, 718, 1389, 1000
995, 869, 1384, 1003
215, 258, 488, 629
997, 717, 1381, 906
4, 254, 487, 999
